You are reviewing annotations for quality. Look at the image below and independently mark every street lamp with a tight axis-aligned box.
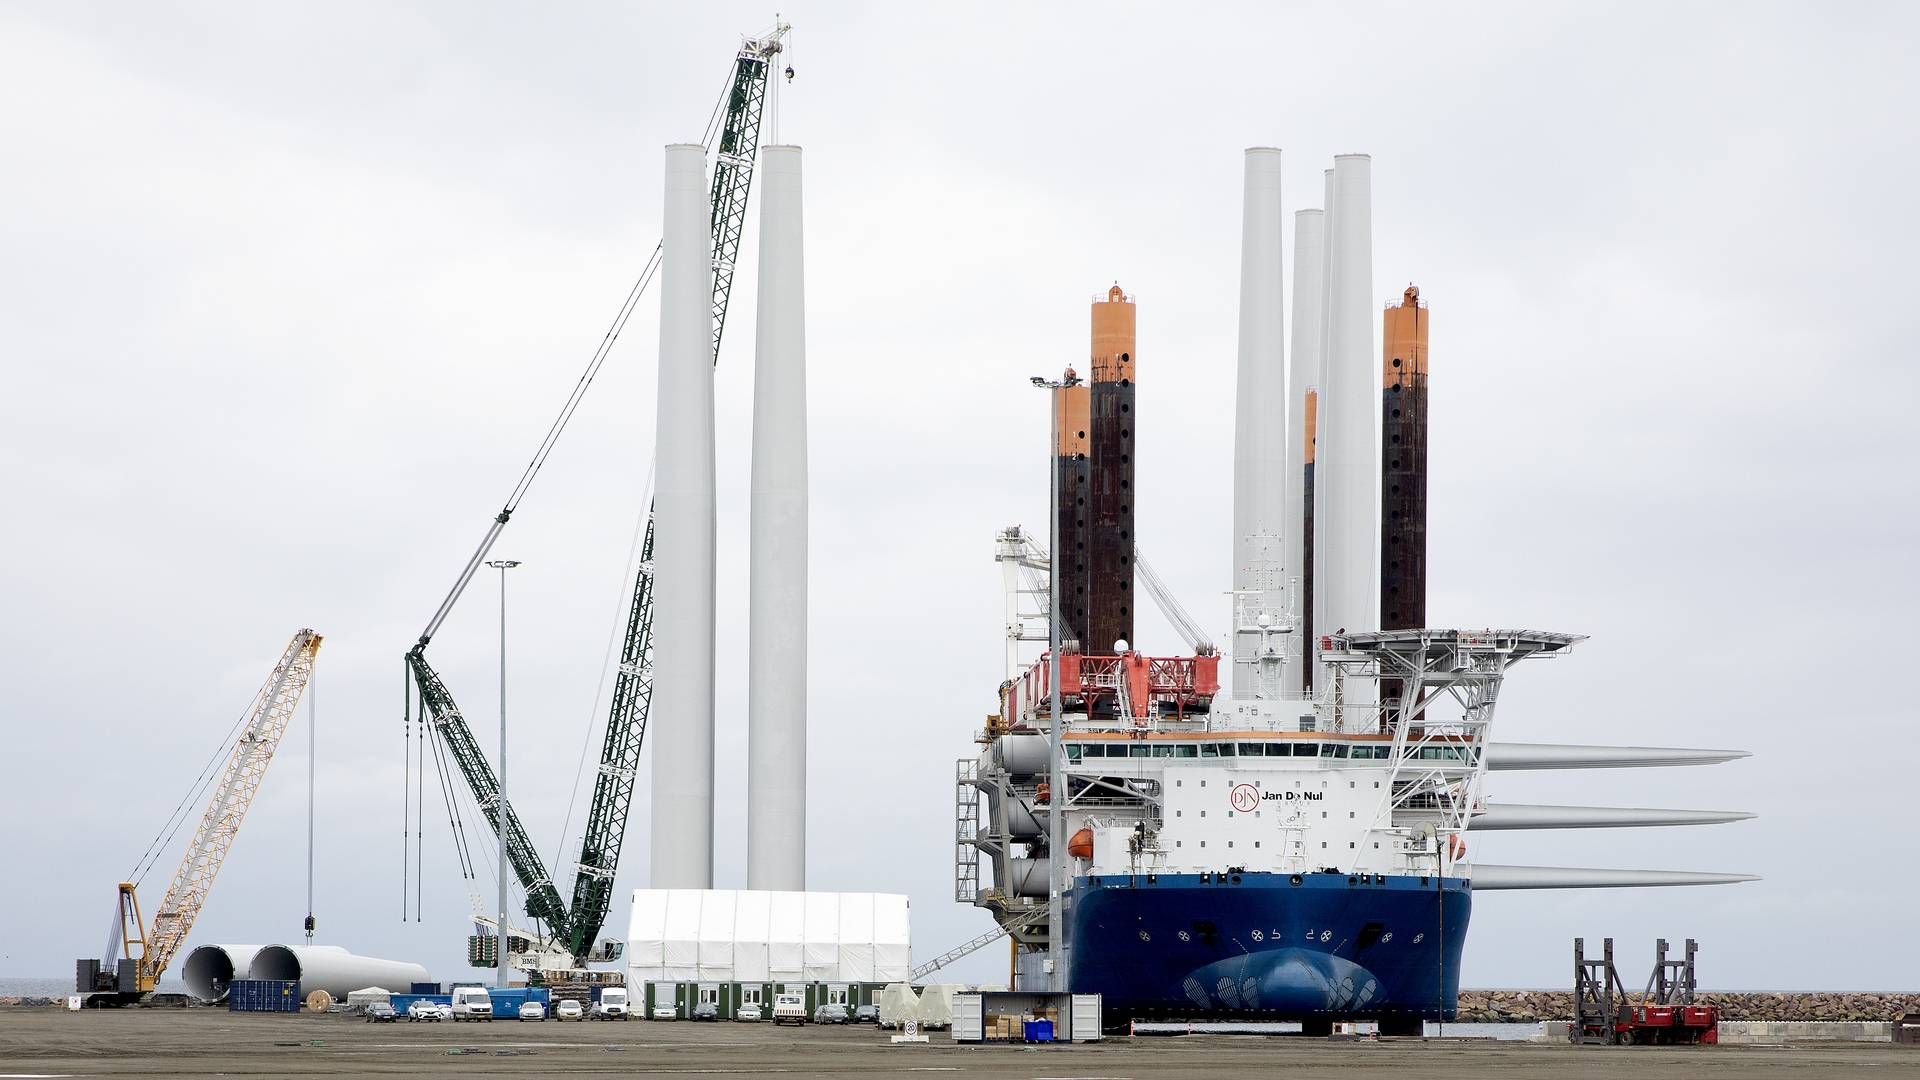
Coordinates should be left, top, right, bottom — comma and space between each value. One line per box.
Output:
485, 558, 522, 990
1030, 369, 1080, 993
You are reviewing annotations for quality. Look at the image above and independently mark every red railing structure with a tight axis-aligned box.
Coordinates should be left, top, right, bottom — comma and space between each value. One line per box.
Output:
1005, 651, 1220, 730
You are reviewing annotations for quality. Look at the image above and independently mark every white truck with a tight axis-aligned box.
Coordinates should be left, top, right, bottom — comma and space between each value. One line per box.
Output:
450, 986, 494, 1022
592, 986, 630, 1020
772, 992, 808, 1026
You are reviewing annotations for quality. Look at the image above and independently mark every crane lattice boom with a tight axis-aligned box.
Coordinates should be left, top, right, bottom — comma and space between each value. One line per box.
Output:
138, 629, 322, 989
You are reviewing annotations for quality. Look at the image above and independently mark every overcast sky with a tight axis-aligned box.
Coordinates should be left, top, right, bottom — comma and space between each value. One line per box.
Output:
4, 1, 1915, 992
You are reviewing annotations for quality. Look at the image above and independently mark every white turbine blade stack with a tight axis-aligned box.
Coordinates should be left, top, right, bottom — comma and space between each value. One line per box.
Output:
1285, 205, 1325, 693
650, 143, 718, 890
1469, 865, 1760, 890
1231, 147, 1287, 699
1313, 154, 1378, 719
1469, 804, 1756, 830
1484, 742, 1752, 770
747, 144, 808, 893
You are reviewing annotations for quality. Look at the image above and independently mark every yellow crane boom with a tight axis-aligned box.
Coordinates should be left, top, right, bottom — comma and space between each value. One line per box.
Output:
101, 629, 321, 995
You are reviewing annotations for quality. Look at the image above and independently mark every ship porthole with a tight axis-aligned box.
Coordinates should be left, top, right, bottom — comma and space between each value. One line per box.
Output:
1289, 874, 1303, 887
1231, 874, 1242, 885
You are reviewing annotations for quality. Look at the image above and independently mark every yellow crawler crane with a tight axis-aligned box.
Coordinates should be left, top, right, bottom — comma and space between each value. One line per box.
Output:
82, 630, 322, 999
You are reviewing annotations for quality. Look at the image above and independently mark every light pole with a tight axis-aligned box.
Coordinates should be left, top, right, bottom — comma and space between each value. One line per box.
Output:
486, 558, 522, 990
1030, 370, 1079, 993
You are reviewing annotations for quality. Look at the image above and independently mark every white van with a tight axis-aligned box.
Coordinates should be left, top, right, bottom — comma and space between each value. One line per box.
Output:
772, 993, 808, 1025
593, 986, 630, 1020
451, 986, 494, 1022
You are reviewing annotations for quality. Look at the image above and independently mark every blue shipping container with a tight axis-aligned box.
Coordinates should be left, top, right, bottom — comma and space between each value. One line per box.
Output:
389, 993, 453, 1014
489, 987, 549, 1019
228, 979, 301, 1013
410, 982, 441, 995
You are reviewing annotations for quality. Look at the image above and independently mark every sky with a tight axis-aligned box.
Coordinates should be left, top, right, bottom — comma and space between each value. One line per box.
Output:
2, 1, 1915, 992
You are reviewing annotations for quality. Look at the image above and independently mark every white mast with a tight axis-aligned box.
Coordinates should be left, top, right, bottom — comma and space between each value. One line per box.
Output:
650, 143, 718, 889
1314, 154, 1378, 724
747, 145, 809, 892
1230, 147, 1289, 700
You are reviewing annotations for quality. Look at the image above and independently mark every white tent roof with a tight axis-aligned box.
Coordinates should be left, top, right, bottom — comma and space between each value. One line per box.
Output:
628, 889, 911, 984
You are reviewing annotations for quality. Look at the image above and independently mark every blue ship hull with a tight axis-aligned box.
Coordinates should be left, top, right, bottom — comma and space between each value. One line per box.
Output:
1065, 871, 1470, 1023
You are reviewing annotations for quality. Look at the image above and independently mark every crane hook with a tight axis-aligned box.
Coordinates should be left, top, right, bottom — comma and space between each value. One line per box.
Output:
784, 64, 795, 83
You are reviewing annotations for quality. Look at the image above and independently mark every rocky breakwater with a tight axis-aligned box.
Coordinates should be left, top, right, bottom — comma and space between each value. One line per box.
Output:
1458, 990, 1920, 1022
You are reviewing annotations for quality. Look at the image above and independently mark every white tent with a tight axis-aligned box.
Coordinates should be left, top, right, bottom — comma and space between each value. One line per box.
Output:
662, 888, 702, 982
627, 890, 669, 975
836, 892, 875, 983
918, 983, 956, 1029
768, 891, 805, 981
697, 889, 736, 977
627, 889, 911, 984
876, 981, 922, 1029
872, 894, 911, 981
802, 892, 840, 982
731, 889, 772, 982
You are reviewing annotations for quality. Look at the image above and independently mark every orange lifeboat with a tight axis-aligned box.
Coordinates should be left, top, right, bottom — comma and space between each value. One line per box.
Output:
1067, 827, 1094, 860
1447, 834, 1468, 860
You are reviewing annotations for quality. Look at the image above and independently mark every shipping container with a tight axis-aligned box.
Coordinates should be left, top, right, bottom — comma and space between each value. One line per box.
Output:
389, 993, 453, 1014
410, 982, 441, 995
227, 979, 301, 1013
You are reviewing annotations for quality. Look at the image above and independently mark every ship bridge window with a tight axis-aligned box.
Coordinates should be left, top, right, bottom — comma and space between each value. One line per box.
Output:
1321, 744, 1349, 758
1200, 743, 1222, 759
1349, 745, 1390, 760
1173, 744, 1198, 759
1237, 743, 1266, 757
1066, 745, 1083, 763
1263, 743, 1290, 757
1293, 743, 1320, 757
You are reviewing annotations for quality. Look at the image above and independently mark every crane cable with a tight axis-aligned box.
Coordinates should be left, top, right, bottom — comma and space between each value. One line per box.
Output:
124, 698, 256, 886
548, 459, 655, 879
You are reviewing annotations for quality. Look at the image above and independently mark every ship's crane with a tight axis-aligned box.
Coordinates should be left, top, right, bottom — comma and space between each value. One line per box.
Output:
405, 21, 791, 977
81, 630, 322, 1000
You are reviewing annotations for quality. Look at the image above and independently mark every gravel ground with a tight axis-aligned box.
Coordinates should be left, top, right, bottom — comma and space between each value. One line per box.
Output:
1, 1006, 1916, 1078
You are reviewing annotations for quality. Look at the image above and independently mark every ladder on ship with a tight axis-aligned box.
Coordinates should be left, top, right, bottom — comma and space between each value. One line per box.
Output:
954, 759, 981, 903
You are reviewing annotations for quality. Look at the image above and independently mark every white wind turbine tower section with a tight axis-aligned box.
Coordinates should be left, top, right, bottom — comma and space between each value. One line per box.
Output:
1230, 147, 1289, 701
650, 143, 718, 890
1313, 154, 1379, 724
1285, 205, 1325, 695
747, 145, 808, 892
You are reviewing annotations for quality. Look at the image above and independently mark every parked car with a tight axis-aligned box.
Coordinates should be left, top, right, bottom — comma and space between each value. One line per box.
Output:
406, 999, 448, 1022
518, 1000, 547, 1021
692, 1001, 719, 1021
735, 1002, 764, 1022
365, 1002, 398, 1023
812, 1004, 850, 1025
651, 1002, 679, 1021
593, 986, 630, 1020
854, 1004, 879, 1024
451, 986, 494, 1022
772, 993, 808, 1026
554, 999, 585, 1021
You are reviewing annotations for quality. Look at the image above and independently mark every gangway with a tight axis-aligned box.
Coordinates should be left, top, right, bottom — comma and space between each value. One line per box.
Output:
912, 909, 1045, 982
